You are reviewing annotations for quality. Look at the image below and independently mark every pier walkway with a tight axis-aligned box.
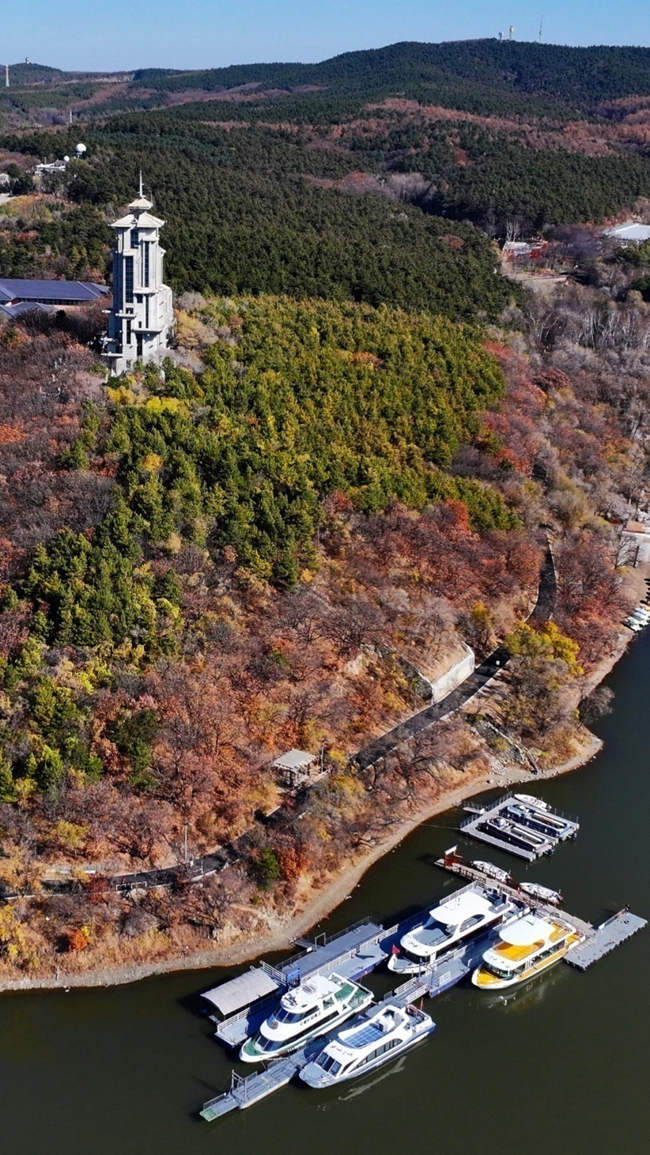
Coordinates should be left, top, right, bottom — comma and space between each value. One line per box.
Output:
200, 851, 644, 1123
565, 910, 647, 970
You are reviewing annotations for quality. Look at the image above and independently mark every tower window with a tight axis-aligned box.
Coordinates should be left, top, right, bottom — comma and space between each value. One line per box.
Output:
125, 256, 134, 303
131, 229, 139, 249
143, 243, 150, 287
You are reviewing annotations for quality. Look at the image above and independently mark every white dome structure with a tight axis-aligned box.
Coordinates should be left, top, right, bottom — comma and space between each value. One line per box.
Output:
74, 143, 87, 156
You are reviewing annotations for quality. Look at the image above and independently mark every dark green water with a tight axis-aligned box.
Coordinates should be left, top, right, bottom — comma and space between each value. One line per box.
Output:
2, 634, 648, 1155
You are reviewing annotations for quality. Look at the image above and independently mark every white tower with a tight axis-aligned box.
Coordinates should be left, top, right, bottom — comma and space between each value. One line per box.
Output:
102, 176, 174, 376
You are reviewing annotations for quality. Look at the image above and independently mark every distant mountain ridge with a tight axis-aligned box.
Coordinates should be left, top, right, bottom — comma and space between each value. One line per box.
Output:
133, 40, 650, 105
9, 39, 650, 112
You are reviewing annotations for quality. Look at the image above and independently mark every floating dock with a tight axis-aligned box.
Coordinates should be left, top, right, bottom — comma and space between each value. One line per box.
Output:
459, 793, 579, 860
199, 850, 645, 1123
564, 909, 647, 970
200, 884, 509, 1120
200, 930, 490, 1121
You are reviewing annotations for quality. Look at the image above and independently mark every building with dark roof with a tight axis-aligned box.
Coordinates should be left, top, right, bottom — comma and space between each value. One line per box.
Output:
0, 300, 56, 320
0, 278, 108, 308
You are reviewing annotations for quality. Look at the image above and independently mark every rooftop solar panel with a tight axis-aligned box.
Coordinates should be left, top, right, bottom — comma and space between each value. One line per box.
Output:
347, 1021, 384, 1049
0, 279, 108, 302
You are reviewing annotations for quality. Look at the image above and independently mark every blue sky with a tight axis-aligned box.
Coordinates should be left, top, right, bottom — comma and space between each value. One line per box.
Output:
7, 0, 649, 71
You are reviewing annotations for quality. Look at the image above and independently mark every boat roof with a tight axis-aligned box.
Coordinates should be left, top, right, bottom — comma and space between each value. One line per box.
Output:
499, 914, 553, 945
202, 967, 279, 1016
330, 1005, 406, 1058
430, 890, 493, 925
520, 882, 560, 898
281, 973, 340, 1008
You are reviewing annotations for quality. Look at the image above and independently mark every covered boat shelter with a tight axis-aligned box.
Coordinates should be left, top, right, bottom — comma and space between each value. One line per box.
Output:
202, 967, 280, 1017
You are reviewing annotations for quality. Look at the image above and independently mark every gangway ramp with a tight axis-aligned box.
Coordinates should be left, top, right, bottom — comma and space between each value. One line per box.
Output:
201, 1050, 308, 1120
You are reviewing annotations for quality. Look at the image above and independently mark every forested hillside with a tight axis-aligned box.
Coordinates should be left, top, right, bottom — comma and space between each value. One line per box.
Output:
0, 37, 648, 978
2, 37, 648, 259
0, 124, 513, 309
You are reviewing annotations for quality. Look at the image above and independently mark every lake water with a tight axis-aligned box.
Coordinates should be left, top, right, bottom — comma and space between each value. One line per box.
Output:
1, 632, 648, 1155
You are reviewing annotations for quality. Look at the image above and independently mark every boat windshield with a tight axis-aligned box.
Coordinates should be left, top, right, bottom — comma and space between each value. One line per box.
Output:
254, 1033, 287, 1053
484, 960, 524, 980
274, 1005, 309, 1025
317, 1052, 343, 1076
401, 947, 430, 967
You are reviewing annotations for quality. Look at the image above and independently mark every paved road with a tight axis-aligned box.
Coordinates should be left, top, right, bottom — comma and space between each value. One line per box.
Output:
37, 545, 556, 897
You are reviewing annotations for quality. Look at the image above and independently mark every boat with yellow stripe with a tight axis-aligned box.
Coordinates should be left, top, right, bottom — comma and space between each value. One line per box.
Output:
471, 912, 583, 990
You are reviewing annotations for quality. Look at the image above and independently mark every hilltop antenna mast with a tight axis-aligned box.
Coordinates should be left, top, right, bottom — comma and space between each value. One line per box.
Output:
5, 64, 8, 88
508, 24, 514, 40
538, 16, 544, 42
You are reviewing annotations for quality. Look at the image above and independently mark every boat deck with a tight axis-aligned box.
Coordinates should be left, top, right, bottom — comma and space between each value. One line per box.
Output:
565, 910, 647, 970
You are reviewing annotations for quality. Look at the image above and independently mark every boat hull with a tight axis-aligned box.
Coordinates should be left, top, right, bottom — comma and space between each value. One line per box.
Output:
387, 909, 506, 974
299, 1023, 436, 1088
239, 991, 374, 1062
471, 937, 580, 990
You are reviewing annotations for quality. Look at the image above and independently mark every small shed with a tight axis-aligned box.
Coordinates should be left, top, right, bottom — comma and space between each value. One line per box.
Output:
272, 748, 318, 789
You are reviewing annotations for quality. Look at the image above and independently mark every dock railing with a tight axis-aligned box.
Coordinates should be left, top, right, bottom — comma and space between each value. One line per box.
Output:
490, 792, 581, 826
259, 959, 288, 986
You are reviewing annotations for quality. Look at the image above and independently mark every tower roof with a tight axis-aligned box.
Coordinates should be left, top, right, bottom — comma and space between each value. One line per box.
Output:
128, 170, 154, 214
129, 195, 154, 213
110, 211, 165, 229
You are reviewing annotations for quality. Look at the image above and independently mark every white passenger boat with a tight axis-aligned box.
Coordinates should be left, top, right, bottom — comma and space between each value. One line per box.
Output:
472, 861, 512, 884
519, 882, 562, 905
471, 912, 583, 990
239, 973, 372, 1062
299, 1001, 435, 1087
387, 886, 516, 974
514, 794, 548, 810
